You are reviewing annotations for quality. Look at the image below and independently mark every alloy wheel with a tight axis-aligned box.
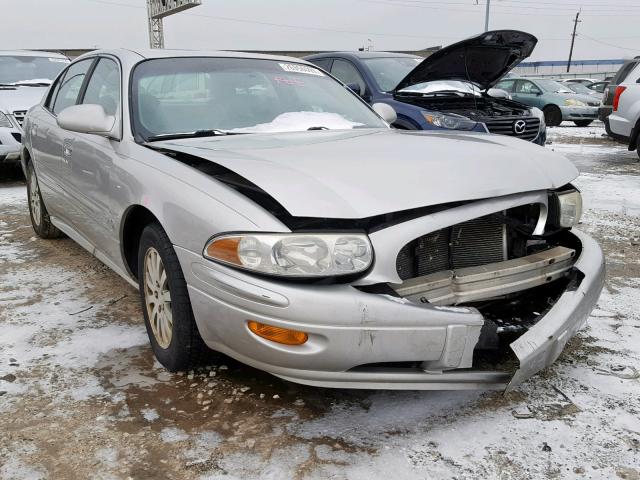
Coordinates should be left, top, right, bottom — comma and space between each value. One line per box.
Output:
29, 173, 42, 227
144, 247, 173, 349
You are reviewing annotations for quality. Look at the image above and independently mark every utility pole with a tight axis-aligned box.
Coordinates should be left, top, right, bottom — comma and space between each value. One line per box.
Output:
567, 10, 581, 72
147, 0, 164, 49
484, 0, 491, 32
146, 0, 202, 49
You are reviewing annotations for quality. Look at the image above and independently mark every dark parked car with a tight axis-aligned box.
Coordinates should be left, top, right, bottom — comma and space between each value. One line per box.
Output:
305, 30, 546, 145
600, 56, 640, 134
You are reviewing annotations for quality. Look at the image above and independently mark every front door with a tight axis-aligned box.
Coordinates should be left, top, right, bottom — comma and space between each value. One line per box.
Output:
62, 57, 123, 260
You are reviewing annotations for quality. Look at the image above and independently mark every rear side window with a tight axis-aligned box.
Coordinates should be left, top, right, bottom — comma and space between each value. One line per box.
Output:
52, 59, 94, 115
614, 60, 639, 84
82, 58, 121, 116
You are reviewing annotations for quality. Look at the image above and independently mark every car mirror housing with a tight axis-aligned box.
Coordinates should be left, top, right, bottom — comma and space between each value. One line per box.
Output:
371, 103, 397, 125
57, 104, 116, 137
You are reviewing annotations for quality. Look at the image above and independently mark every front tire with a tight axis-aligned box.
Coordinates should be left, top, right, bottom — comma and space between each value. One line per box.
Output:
574, 120, 593, 127
543, 105, 563, 127
137, 223, 210, 371
25, 161, 62, 239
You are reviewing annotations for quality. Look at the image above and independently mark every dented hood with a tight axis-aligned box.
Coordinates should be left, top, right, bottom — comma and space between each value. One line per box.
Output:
151, 129, 577, 219
394, 30, 537, 92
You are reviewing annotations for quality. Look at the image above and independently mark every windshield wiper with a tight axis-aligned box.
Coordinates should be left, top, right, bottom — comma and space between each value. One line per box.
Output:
307, 126, 329, 130
146, 129, 245, 142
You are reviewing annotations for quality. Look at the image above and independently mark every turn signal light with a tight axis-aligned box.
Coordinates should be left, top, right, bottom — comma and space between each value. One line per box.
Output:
247, 321, 308, 345
205, 236, 241, 265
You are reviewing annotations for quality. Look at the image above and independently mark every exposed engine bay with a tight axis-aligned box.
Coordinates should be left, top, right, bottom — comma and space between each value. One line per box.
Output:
393, 92, 532, 120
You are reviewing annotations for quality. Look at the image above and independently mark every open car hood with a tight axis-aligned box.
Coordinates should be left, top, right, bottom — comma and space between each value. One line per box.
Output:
394, 30, 537, 92
150, 129, 576, 219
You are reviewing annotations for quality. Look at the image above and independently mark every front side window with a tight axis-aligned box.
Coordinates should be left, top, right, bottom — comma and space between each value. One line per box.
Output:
514, 80, 541, 94
53, 59, 94, 115
131, 57, 386, 140
362, 56, 422, 92
495, 79, 515, 92
330, 59, 366, 94
82, 58, 121, 116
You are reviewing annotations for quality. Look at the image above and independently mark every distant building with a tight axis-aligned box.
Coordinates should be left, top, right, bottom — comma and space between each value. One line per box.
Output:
513, 59, 626, 79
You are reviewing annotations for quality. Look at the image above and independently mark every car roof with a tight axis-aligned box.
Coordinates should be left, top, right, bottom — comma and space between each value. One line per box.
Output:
0, 50, 68, 58
77, 48, 317, 65
305, 51, 423, 60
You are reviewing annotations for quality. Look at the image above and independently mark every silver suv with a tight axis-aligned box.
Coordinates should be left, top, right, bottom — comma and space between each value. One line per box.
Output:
0, 51, 69, 164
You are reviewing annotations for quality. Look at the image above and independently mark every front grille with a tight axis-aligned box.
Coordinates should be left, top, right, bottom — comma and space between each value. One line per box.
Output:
484, 117, 540, 141
12, 110, 27, 128
396, 214, 506, 280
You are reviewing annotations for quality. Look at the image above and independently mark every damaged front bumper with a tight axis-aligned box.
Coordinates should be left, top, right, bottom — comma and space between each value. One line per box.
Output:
178, 226, 604, 391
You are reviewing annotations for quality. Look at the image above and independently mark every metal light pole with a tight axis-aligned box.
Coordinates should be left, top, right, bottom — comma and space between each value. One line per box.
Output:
147, 0, 203, 49
484, 0, 491, 32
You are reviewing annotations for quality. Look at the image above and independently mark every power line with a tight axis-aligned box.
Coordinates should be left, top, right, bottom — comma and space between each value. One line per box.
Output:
579, 33, 640, 52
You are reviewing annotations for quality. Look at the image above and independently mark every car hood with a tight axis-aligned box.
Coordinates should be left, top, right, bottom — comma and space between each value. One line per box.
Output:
394, 30, 537, 92
151, 129, 577, 219
0, 86, 47, 113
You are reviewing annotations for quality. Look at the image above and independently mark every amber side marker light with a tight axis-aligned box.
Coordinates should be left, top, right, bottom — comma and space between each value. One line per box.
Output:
248, 321, 309, 346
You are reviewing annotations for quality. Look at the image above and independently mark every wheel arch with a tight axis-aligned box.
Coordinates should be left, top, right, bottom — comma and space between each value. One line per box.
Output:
392, 115, 420, 130
120, 205, 162, 280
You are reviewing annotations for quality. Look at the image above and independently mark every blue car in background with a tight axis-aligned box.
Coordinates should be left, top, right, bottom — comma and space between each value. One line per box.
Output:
305, 30, 546, 145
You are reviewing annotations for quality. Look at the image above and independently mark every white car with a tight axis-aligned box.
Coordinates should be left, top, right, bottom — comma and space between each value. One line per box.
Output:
0, 51, 69, 164
607, 61, 640, 159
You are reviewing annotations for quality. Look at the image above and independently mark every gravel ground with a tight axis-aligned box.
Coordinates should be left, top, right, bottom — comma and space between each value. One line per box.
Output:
1, 122, 639, 480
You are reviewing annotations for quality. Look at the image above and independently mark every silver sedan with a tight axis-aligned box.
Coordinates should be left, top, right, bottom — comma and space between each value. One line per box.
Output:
21, 49, 605, 391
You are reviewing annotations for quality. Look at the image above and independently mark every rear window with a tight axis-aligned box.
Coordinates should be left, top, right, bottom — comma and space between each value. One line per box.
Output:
613, 60, 640, 84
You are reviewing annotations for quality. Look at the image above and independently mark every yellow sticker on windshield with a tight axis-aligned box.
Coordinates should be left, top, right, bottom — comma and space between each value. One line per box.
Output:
278, 63, 324, 76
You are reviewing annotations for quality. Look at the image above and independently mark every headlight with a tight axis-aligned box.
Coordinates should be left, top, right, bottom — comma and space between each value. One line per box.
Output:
421, 111, 479, 131
564, 98, 587, 107
551, 189, 583, 228
530, 107, 546, 131
204, 233, 373, 277
0, 112, 12, 128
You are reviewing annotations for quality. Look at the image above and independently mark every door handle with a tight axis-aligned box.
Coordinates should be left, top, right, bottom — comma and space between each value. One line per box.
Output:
63, 139, 73, 158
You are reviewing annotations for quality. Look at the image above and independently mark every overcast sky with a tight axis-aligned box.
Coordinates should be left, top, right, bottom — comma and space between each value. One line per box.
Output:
2, 0, 639, 61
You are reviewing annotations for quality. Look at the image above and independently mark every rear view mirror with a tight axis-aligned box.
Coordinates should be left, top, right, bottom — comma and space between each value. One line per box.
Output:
371, 102, 397, 125
57, 104, 116, 137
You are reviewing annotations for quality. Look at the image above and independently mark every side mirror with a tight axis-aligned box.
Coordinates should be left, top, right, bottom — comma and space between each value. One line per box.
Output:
371, 102, 397, 125
534, 90, 543, 96
57, 104, 116, 137
346, 83, 363, 96
487, 88, 511, 99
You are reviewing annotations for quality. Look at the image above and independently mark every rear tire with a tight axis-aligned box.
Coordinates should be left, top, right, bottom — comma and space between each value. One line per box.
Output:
137, 222, 210, 371
574, 120, 593, 127
543, 105, 562, 127
25, 161, 62, 239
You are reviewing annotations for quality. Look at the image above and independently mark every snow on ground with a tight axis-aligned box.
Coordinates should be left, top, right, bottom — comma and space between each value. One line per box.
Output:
0, 128, 639, 479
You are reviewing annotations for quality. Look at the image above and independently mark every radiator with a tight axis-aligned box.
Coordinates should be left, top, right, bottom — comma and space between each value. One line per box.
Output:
396, 214, 507, 280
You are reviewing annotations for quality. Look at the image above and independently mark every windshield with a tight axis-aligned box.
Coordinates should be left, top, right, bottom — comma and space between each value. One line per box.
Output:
399, 80, 481, 96
567, 83, 594, 95
535, 79, 574, 93
361, 56, 423, 92
131, 57, 386, 139
0, 55, 69, 84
